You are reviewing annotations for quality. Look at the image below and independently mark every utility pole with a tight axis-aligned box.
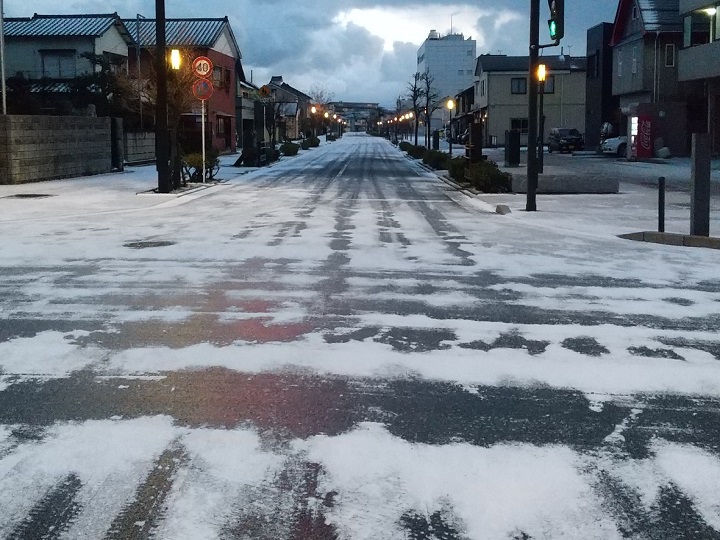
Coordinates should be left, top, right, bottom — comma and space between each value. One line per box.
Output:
155, 0, 171, 193
1, 0, 7, 115
526, 0, 540, 211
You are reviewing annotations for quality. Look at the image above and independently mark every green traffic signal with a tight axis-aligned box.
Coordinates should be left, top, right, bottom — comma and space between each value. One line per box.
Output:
549, 20, 558, 39
547, 0, 564, 41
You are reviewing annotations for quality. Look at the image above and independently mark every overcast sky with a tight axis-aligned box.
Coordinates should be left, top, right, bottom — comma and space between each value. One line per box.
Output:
6, 0, 618, 108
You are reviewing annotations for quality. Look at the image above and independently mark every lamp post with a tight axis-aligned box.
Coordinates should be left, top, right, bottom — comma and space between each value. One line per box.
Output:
155, 0, 171, 193
169, 49, 181, 189
446, 99, 455, 156
537, 63, 547, 174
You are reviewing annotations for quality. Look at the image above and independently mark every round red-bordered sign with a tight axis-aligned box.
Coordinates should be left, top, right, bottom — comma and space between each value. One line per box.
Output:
192, 78, 214, 101
192, 56, 213, 78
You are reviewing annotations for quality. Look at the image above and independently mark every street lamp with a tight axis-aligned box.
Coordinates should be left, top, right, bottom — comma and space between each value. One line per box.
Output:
537, 63, 547, 173
169, 49, 181, 189
446, 99, 455, 156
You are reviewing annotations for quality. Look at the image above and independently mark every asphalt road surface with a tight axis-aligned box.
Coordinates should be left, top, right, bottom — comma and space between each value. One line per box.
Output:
1, 134, 720, 539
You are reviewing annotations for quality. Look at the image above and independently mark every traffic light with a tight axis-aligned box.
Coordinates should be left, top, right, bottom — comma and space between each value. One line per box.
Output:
548, 0, 564, 41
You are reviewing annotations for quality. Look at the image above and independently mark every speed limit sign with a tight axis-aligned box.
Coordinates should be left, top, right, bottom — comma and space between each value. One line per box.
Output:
192, 56, 213, 78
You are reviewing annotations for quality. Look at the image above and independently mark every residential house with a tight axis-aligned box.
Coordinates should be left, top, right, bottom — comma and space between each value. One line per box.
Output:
3, 13, 134, 114
678, 0, 720, 153
609, 0, 702, 155
235, 60, 259, 150
266, 76, 311, 141
586, 23, 622, 149
473, 54, 587, 147
126, 16, 242, 153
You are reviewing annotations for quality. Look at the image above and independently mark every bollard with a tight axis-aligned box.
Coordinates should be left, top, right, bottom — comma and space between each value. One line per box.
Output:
658, 176, 665, 233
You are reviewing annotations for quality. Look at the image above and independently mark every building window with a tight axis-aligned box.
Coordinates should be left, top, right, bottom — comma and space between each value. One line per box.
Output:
481, 79, 486, 96
466, 70, 473, 75
510, 118, 529, 134
458, 69, 464, 75
631, 46, 637, 74
223, 68, 231, 91
617, 50, 623, 77
418, 53, 425, 64
217, 117, 225, 135
213, 66, 223, 88
467, 49, 473, 56
511, 77, 527, 94
543, 75, 555, 94
665, 43, 676, 67
40, 50, 76, 79
632, 5, 639, 19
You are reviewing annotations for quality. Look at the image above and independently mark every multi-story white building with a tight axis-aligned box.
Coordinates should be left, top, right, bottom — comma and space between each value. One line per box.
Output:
416, 30, 476, 132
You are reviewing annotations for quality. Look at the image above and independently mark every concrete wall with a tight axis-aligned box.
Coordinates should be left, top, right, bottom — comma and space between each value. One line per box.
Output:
679, 40, 720, 81
0, 115, 112, 185
124, 131, 156, 163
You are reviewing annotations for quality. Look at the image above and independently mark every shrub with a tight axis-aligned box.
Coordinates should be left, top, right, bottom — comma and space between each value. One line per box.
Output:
447, 157, 466, 182
184, 149, 219, 171
265, 147, 281, 163
399, 141, 412, 152
280, 142, 300, 156
466, 160, 512, 193
308, 136, 321, 147
407, 145, 426, 159
301, 139, 310, 150
326, 133, 337, 142
241, 147, 257, 166
422, 149, 449, 170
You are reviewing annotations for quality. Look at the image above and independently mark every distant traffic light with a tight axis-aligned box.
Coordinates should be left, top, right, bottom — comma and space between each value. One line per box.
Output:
548, 0, 564, 41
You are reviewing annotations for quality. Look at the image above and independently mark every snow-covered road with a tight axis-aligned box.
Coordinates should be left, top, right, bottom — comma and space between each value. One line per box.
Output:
1, 133, 719, 538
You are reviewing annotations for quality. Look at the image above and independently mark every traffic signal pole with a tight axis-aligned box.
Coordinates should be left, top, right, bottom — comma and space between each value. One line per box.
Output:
155, 0, 171, 193
527, 0, 562, 211
526, 0, 540, 211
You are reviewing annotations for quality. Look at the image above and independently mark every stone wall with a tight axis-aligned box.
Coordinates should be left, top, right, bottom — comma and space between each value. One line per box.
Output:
124, 131, 156, 163
0, 115, 112, 185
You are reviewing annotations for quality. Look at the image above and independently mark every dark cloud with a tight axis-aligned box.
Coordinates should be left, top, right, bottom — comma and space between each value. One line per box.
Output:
5, 0, 619, 107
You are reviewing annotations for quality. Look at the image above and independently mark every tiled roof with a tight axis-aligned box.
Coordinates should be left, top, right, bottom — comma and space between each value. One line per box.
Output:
4, 13, 123, 38
124, 18, 228, 48
637, 0, 683, 32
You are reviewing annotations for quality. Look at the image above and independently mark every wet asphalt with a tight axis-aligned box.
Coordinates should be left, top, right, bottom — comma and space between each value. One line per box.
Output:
1, 134, 720, 538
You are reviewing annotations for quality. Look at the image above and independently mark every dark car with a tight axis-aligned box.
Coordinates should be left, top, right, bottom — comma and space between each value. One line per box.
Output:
547, 128, 584, 153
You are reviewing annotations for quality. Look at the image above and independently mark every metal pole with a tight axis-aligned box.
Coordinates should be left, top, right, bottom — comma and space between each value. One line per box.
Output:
658, 176, 665, 233
136, 15, 142, 129
202, 99, 206, 183
538, 86, 545, 174
1, 0, 7, 115
526, 0, 540, 211
155, 0, 171, 193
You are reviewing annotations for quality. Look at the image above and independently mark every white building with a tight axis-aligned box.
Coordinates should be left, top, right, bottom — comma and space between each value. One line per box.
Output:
416, 30, 476, 132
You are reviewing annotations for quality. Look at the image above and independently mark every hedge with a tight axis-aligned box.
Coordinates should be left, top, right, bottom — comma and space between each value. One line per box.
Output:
280, 142, 300, 156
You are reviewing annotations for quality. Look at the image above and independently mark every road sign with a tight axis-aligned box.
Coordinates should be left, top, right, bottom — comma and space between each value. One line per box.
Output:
192, 56, 213, 79
259, 85, 271, 97
192, 78, 214, 101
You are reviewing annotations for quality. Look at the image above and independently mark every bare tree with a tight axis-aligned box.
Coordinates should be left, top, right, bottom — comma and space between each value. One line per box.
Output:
406, 72, 424, 146
421, 68, 441, 148
309, 84, 335, 106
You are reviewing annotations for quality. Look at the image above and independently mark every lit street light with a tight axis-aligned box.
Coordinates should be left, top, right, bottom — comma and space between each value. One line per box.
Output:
446, 99, 455, 157
537, 63, 547, 174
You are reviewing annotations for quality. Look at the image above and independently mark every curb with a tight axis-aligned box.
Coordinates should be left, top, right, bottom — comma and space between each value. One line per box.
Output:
618, 231, 720, 250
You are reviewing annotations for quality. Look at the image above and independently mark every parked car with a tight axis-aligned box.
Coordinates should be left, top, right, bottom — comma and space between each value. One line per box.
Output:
547, 128, 584, 153
601, 135, 628, 157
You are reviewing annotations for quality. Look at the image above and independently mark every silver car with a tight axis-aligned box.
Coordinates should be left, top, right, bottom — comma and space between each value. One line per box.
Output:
601, 136, 628, 157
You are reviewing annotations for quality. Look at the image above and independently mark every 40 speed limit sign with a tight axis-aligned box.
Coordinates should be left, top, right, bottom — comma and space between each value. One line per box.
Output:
192, 56, 213, 78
